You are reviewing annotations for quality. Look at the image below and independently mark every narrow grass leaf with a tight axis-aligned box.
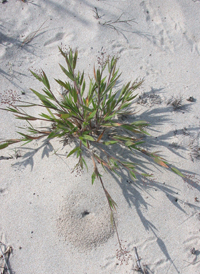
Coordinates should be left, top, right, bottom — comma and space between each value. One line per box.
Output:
73, 49, 78, 69
67, 147, 80, 158
92, 172, 96, 184
141, 173, 153, 177
80, 135, 95, 141
48, 132, 59, 139
55, 79, 71, 91
132, 121, 149, 127
80, 72, 84, 85
130, 170, 136, 180
104, 113, 116, 121
87, 110, 97, 120
30, 89, 58, 109
154, 157, 169, 168
61, 113, 73, 119
97, 130, 105, 142
30, 70, 42, 82
59, 64, 74, 81
0, 143, 9, 149
42, 71, 50, 89
171, 167, 185, 177
6, 107, 19, 113
104, 140, 118, 145
42, 88, 54, 100
81, 156, 88, 171
81, 80, 86, 96
40, 113, 53, 120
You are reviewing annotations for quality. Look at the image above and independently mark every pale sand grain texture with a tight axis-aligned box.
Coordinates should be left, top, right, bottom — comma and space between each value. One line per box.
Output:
0, 0, 200, 273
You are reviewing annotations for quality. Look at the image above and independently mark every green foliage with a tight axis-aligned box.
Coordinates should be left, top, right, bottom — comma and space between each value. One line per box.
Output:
0, 47, 184, 209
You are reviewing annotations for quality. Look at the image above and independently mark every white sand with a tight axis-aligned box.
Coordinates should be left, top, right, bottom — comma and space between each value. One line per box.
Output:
0, 0, 200, 273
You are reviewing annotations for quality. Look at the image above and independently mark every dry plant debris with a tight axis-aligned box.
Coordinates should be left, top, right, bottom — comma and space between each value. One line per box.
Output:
93, 9, 136, 38
137, 92, 162, 106
0, 242, 12, 274
21, 19, 48, 46
167, 95, 183, 110
93, 7, 104, 19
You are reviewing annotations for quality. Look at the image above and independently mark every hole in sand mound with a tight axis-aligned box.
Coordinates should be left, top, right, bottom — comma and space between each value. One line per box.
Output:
81, 210, 90, 217
57, 191, 115, 250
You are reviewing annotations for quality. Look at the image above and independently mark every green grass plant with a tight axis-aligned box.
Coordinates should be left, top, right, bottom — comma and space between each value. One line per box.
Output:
0, 48, 184, 248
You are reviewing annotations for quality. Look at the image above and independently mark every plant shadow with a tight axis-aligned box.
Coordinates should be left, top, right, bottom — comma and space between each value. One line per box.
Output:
12, 139, 54, 170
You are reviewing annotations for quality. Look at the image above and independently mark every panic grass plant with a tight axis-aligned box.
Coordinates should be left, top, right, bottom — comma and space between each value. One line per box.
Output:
0, 48, 184, 241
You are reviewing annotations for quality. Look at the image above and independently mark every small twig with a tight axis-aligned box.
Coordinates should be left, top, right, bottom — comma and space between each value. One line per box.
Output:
100, 13, 136, 27
134, 247, 143, 272
93, 7, 103, 19
21, 19, 48, 46
99, 13, 136, 40
0, 244, 11, 274
183, 258, 200, 268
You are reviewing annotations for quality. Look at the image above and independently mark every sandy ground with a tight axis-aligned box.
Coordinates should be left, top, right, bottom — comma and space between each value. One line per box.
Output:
0, 0, 200, 273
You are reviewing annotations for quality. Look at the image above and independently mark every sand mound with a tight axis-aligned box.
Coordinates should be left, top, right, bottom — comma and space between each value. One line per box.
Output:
57, 190, 114, 250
